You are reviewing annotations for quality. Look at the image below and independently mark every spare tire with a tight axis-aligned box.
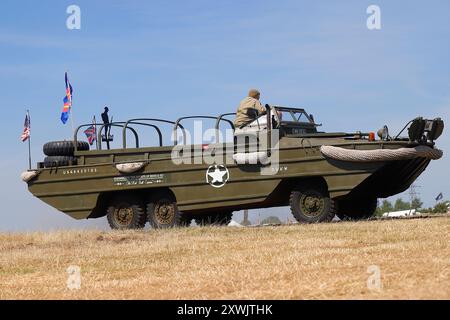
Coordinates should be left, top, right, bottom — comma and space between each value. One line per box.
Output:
43, 156, 77, 168
43, 141, 89, 156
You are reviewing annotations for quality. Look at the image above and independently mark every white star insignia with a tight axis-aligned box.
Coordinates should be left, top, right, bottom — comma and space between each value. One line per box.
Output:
207, 167, 227, 184
206, 165, 229, 188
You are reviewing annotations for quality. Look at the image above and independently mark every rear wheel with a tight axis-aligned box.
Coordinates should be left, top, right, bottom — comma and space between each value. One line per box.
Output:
337, 197, 378, 221
194, 211, 233, 226
106, 196, 147, 230
147, 192, 189, 228
289, 182, 336, 223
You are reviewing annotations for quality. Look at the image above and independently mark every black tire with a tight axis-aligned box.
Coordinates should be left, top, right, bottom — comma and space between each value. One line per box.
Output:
289, 182, 336, 223
43, 156, 77, 168
336, 197, 378, 221
194, 211, 233, 226
43, 140, 89, 156
147, 192, 187, 228
106, 196, 147, 230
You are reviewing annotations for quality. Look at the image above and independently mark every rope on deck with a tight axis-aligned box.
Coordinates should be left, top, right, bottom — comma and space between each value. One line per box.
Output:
320, 145, 443, 162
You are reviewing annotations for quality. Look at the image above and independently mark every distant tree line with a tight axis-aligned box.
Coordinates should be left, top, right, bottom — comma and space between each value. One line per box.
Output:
375, 197, 449, 216
239, 215, 283, 226
260, 216, 282, 225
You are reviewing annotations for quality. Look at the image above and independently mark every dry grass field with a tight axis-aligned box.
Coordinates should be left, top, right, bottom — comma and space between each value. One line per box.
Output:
0, 216, 449, 300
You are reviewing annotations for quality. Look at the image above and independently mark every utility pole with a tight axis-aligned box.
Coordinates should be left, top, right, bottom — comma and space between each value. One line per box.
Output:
243, 209, 249, 226
408, 183, 421, 211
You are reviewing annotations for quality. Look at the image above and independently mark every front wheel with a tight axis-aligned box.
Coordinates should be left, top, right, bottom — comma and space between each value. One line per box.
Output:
289, 183, 336, 223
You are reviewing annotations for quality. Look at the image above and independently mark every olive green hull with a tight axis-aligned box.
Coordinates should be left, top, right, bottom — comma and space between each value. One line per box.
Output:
27, 139, 430, 220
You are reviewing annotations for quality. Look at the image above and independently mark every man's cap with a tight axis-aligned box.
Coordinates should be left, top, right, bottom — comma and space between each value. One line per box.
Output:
248, 89, 260, 99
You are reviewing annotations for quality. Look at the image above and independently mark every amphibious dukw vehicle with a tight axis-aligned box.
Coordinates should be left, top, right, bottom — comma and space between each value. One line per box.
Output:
22, 105, 444, 229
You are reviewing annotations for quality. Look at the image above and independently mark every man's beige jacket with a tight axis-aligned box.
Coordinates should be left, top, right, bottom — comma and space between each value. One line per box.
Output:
234, 97, 265, 128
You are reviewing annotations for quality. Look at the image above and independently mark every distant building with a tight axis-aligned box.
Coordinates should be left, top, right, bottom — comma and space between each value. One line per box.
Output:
383, 209, 419, 217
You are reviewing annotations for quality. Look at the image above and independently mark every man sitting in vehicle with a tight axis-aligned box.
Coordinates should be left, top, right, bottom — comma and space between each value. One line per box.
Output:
234, 89, 266, 129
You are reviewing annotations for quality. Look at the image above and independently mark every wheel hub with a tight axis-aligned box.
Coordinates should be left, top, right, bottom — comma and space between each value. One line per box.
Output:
155, 202, 174, 224
115, 207, 133, 226
300, 193, 324, 217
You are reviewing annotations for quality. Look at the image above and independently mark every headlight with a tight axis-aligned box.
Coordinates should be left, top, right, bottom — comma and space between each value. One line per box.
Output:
377, 125, 389, 141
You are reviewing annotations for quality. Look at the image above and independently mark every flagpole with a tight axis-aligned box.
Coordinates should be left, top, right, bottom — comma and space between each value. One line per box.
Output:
69, 80, 75, 138
66, 70, 75, 139
27, 109, 32, 170
93, 115, 97, 150
70, 106, 75, 138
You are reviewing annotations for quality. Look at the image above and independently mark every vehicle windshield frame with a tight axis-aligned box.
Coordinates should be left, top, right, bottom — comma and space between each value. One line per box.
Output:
271, 106, 315, 126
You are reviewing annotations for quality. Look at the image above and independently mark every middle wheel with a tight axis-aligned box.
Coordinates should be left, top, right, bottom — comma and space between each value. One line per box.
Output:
147, 192, 190, 228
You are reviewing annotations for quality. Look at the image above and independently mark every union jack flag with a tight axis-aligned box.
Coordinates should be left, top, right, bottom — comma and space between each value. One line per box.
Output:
84, 116, 97, 145
21, 112, 30, 142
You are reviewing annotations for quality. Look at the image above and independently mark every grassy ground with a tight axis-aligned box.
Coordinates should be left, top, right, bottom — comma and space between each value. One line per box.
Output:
0, 216, 449, 299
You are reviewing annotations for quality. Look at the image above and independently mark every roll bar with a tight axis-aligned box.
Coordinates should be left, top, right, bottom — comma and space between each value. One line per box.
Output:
216, 113, 236, 130
74, 123, 140, 151
74, 112, 238, 150
174, 115, 235, 144
122, 118, 185, 149
97, 122, 140, 150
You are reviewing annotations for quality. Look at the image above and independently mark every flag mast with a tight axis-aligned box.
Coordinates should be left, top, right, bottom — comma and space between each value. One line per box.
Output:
93, 115, 97, 150
67, 70, 75, 138
27, 109, 32, 170
70, 101, 75, 138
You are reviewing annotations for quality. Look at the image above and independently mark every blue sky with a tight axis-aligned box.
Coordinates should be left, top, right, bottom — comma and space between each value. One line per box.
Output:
1, 0, 449, 231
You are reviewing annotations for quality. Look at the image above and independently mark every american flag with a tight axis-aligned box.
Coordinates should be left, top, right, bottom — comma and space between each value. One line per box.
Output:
84, 116, 97, 145
21, 112, 30, 142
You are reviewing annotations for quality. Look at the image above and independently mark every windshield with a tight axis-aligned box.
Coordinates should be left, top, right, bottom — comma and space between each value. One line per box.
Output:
274, 108, 313, 123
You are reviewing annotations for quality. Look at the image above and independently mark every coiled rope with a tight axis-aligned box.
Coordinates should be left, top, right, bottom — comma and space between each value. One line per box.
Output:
320, 145, 443, 162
